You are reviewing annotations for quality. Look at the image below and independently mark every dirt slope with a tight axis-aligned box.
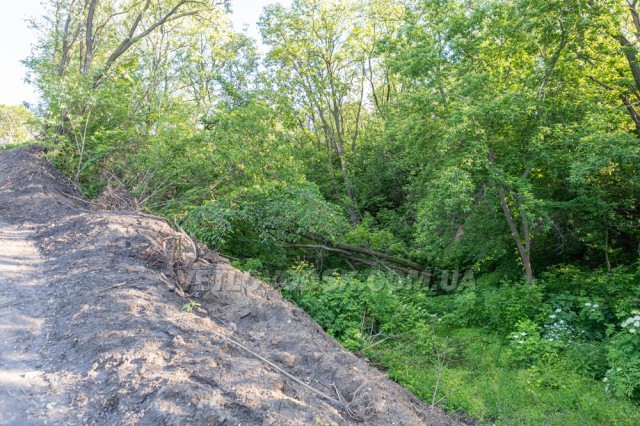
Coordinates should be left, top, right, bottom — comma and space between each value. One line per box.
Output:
0, 148, 459, 425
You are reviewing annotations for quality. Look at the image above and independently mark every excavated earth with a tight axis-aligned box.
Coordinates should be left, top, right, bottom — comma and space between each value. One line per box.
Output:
0, 147, 459, 425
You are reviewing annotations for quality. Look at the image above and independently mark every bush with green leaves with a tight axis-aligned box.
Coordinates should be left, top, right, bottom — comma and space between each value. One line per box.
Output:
508, 319, 560, 366
344, 213, 408, 258
465, 280, 545, 332
183, 181, 348, 267
605, 311, 640, 401
282, 268, 433, 350
565, 342, 609, 380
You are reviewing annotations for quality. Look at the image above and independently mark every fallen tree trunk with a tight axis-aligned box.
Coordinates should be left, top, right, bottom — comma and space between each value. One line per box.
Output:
302, 234, 427, 272
282, 238, 430, 278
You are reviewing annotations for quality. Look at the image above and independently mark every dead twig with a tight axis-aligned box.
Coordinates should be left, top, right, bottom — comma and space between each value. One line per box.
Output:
97, 282, 128, 292
0, 297, 38, 310
39, 332, 50, 354
175, 222, 198, 266
159, 272, 186, 297
62, 192, 99, 206
207, 327, 373, 418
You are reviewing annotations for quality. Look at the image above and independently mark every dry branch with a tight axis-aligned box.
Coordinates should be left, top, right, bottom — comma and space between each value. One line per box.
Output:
283, 235, 430, 276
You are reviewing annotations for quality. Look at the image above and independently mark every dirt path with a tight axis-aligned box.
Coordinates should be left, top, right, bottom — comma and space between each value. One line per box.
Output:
0, 223, 63, 425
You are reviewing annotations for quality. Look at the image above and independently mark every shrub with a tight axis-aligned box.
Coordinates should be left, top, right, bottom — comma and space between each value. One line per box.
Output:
508, 319, 560, 366
605, 311, 640, 401
565, 342, 608, 380
478, 281, 545, 332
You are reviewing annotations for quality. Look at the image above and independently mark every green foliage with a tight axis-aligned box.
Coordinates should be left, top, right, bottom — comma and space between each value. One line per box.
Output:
26, 0, 640, 423
542, 265, 640, 329
282, 268, 432, 350
232, 258, 264, 273
426, 280, 545, 332
182, 301, 201, 313
0, 105, 35, 145
282, 269, 640, 424
344, 213, 408, 257
565, 342, 609, 380
184, 200, 235, 249
381, 0, 640, 276
184, 181, 348, 266
606, 311, 640, 401
508, 319, 560, 366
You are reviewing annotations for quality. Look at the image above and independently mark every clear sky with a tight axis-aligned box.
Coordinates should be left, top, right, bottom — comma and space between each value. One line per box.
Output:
0, 0, 291, 107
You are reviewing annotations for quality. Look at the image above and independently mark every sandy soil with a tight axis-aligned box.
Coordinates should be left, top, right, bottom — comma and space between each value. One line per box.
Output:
0, 147, 461, 425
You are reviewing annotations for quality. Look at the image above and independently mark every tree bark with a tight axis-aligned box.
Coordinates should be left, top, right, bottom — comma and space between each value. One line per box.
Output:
498, 187, 534, 282
281, 242, 430, 277
83, 0, 98, 74
300, 233, 428, 272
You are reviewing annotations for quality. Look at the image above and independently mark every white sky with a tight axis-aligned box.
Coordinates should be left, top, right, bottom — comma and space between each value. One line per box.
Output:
0, 0, 291, 107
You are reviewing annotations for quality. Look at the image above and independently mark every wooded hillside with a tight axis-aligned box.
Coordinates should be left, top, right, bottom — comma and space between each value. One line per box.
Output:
21, 0, 640, 423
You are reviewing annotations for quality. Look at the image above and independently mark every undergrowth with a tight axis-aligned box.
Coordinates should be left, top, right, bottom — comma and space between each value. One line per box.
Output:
277, 265, 640, 425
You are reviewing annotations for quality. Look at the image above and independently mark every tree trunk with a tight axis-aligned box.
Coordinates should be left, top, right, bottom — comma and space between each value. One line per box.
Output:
83, 0, 98, 74
498, 187, 534, 282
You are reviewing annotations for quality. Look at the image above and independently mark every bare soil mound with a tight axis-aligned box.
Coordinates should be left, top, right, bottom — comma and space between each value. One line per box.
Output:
0, 148, 459, 425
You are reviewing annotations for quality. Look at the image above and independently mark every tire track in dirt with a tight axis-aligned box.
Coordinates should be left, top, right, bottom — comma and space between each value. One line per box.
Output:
0, 223, 64, 425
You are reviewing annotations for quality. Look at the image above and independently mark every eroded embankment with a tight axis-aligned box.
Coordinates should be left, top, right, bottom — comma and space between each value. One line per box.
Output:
0, 147, 458, 425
